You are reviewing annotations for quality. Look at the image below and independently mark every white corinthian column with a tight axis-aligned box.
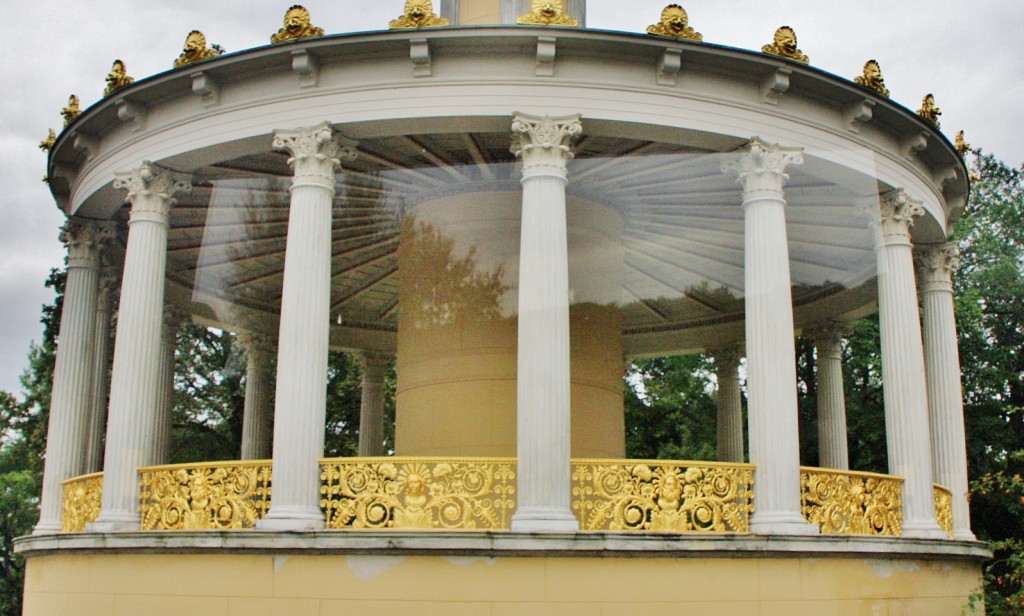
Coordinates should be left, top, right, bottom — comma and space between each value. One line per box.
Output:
84, 267, 119, 473
510, 112, 582, 532
34, 220, 114, 533
91, 164, 191, 531
356, 351, 391, 457
238, 332, 276, 460
258, 123, 357, 531
811, 321, 850, 470
722, 139, 816, 535
917, 243, 975, 540
710, 345, 744, 463
869, 189, 944, 538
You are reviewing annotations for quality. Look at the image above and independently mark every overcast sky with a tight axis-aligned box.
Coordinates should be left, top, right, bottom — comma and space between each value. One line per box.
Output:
1, 1, 1021, 396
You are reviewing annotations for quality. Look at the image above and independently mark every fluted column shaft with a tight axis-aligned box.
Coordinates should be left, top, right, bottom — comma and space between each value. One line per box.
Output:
153, 304, 187, 464
918, 243, 975, 539
813, 323, 850, 470
35, 221, 113, 533
239, 333, 275, 460
84, 268, 118, 473
357, 352, 391, 457
259, 123, 356, 530
91, 164, 191, 531
871, 190, 944, 538
711, 346, 744, 463
510, 113, 582, 532
723, 139, 815, 535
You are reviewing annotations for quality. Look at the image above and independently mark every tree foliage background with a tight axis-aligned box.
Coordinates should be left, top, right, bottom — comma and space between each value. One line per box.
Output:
1, 149, 1021, 612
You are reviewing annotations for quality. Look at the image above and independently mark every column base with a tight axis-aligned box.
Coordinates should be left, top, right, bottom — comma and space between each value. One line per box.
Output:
256, 508, 325, 531
953, 529, 977, 541
749, 511, 819, 536
902, 520, 948, 540
32, 521, 62, 535
87, 512, 141, 532
511, 507, 580, 533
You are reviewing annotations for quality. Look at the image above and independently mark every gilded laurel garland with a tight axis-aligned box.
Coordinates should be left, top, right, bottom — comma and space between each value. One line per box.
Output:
570, 460, 755, 532
934, 485, 954, 538
800, 467, 903, 535
61, 473, 103, 532
320, 458, 516, 530
138, 461, 271, 530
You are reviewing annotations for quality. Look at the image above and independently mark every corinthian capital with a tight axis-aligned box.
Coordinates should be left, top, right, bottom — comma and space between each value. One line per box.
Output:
273, 122, 357, 181
59, 219, 117, 267
707, 344, 742, 373
510, 113, 582, 177
721, 138, 803, 199
807, 319, 850, 359
354, 350, 393, 380
915, 243, 960, 292
870, 189, 925, 247
236, 330, 277, 362
113, 162, 192, 221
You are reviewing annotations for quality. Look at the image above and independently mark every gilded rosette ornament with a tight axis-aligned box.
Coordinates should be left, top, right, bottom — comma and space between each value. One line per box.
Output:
761, 26, 809, 64
646, 4, 702, 42
173, 30, 223, 68
320, 458, 517, 530
390, 0, 449, 29
103, 59, 134, 97
139, 462, 272, 530
934, 485, 954, 537
61, 95, 81, 127
917, 93, 941, 127
61, 473, 103, 532
571, 460, 755, 532
517, 0, 578, 26
955, 130, 971, 156
853, 59, 889, 97
270, 5, 325, 43
801, 468, 903, 535
39, 128, 56, 152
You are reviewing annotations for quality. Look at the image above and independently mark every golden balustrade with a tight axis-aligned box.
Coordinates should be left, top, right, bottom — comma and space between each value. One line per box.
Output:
138, 460, 272, 530
320, 457, 517, 530
61, 472, 103, 532
934, 484, 954, 538
571, 459, 755, 532
800, 467, 903, 536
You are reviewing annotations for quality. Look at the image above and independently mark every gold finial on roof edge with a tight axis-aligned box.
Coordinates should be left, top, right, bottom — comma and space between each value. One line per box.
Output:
646, 5, 702, 42
955, 130, 971, 156
104, 59, 135, 97
173, 30, 223, 68
61, 95, 81, 127
917, 93, 941, 128
853, 59, 889, 97
517, 0, 578, 26
271, 5, 325, 44
390, 0, 449, 29
761, 25, 809, 64
39, 129, 56, 152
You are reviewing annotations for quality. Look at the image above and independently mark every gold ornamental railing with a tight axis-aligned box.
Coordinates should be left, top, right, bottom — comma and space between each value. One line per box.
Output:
571, 459, 755, 532
800, 467, 903, 536
138, 460, 272, 530
934, 484, 954, 538
320, 457, 516, 530
62, 472, 103, 532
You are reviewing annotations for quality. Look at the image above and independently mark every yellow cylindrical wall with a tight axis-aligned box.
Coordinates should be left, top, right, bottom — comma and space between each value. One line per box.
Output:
459, 0, 501, 24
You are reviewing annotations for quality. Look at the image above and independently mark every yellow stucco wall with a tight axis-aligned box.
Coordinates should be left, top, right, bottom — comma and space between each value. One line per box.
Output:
23, 552, 982, 615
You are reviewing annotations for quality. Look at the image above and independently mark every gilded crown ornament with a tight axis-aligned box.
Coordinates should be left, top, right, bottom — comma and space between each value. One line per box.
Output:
61, 95, 81, 126
39, 129, 56, 152
646, 5, 702, 42
955, 130, 971, 156
761, 26, 809, 64
390, 0, 449, 29
271, 5, 325, 43
917, 93, 941, 127
173, 30, 223, 68
517, 0, 578, 26
853, 59, 889, 97
103, 59, 135, 97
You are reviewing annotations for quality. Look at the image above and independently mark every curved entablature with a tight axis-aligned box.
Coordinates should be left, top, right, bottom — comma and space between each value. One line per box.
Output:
46, 27, 967, 239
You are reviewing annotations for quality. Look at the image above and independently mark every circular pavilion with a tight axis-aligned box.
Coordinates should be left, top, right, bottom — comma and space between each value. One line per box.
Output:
19, 1, 987, 613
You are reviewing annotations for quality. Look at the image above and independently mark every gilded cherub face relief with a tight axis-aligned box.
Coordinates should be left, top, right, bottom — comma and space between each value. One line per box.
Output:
864, 61, 881, 83
534, 0, 561, 19
184, 31, 206, 54
775, 27, 797, 53
406, 0, 430, 23
109, 60, 126, 77
661, 5, 688, 35
284, 6, 311, 33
